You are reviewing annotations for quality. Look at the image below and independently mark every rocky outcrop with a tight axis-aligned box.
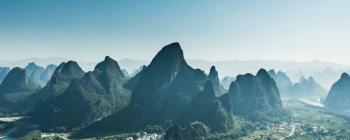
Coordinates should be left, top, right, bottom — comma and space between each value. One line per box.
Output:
325, 73, 350, 111
37, 56, 131, 129
208, 66, 227, 96
221, 69, 284, 118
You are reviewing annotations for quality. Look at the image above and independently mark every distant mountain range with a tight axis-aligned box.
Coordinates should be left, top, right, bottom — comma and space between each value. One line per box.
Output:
0, 63, 57, 114
0, 42, 349, 139
1, 57, 349, 89
25, 63, 57, 86
268, 70, 327, 99
30, 57, 131, 130
72, 42, 286, 138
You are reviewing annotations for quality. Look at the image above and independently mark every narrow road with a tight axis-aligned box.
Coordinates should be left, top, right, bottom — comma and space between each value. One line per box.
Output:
280, 125, 296, 140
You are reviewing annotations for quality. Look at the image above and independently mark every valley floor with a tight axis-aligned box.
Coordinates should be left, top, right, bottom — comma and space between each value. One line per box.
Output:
241, 99, 350, 140
2, 98, 350, 140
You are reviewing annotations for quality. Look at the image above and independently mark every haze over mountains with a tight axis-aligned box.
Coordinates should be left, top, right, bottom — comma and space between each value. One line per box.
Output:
0, 67, 10, 83
0, 42, 350, 139
268, 70, 327, 99
2, 0, 350, 138
1, 57, 349, 89
74, 42, 280, 139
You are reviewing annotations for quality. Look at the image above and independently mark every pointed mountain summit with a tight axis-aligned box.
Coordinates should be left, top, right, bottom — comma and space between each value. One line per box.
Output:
94, 56, 125, 78
130, 42, 205, 107
77, 42, 209, 137
268, 69, 326, 98
0, 67, 40, 94
30, 61, 84, 100
208, 66, 219, 83
46, 64, 57, 71
221, 69, 284, 118
25, 62, 46, 86
132, 42, 191, 90
208, 66, 226, 96
25, 62, 43, 73
340, 72, 350, 79
289, 76, 326, 98
325, 72, 350, 111
26, 62, 42, 71
44, 61, 85, 97
28, 61, 85, 119
37, 57, 131, 129
130, 42, 207, 119
268, 69, 293, 97
257, 68, 272, 80
149, 42, 186, 69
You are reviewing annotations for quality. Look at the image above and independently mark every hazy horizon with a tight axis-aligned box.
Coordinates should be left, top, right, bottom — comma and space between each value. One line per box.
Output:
1, 55, 350, 65
1, 0, 350, 65
2, 1, 350, 139
1, 55, 349, 89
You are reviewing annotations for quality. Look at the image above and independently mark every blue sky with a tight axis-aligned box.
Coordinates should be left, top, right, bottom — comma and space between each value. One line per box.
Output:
0, 0, 350, 64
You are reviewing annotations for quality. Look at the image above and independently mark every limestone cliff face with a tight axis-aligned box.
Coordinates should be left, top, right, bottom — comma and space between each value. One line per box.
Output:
29, 61, 85, 124
38, 56, 131, 129
79, 42, 209, 135
325, 73, 350, 111
221, 69, 284, 117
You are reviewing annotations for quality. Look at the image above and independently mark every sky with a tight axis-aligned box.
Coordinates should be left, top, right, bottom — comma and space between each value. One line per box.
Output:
0, 0, 350, 64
